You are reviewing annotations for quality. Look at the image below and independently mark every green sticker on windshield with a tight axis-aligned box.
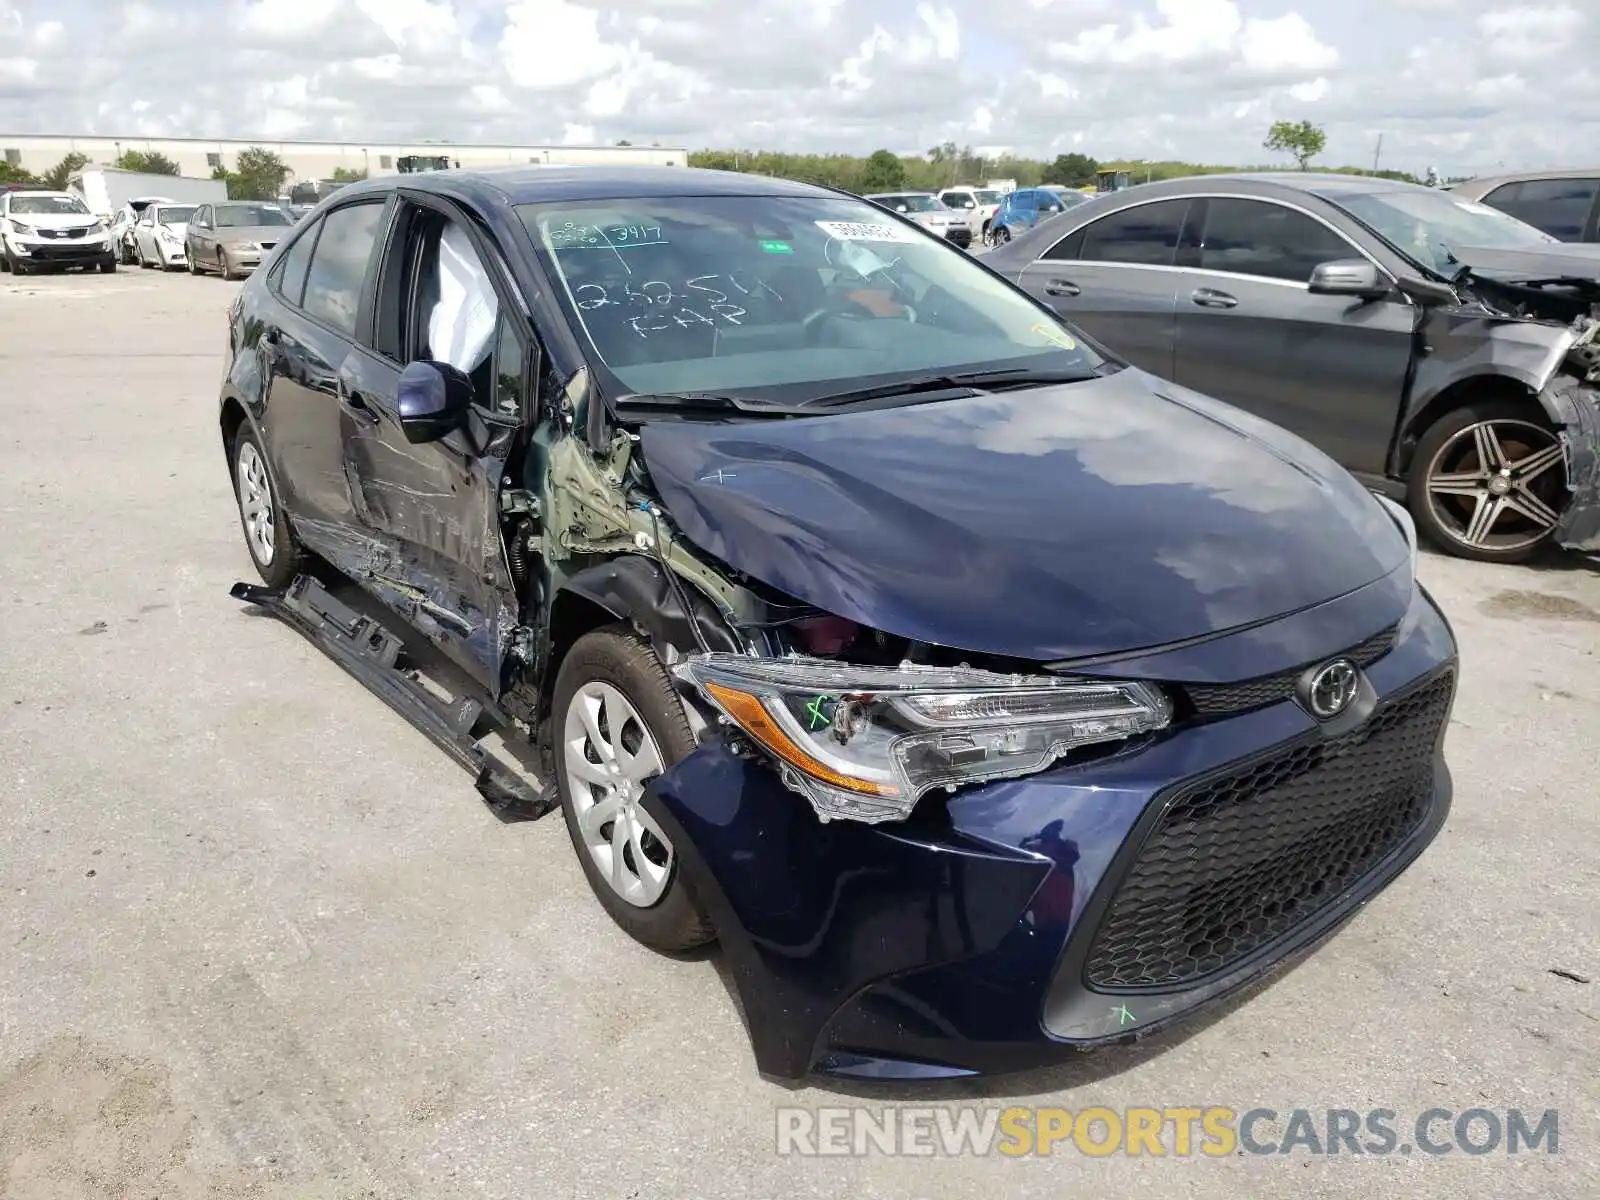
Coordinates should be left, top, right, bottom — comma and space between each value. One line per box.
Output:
760, 239, 794, 254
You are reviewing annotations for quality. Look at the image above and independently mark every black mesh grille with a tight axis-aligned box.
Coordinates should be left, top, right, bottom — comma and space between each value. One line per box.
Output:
1184, 625, 1399, 717
1084, 670, 1453, 990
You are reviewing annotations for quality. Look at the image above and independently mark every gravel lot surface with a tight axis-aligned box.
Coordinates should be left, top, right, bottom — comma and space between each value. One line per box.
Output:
2, 267, 1597, 1199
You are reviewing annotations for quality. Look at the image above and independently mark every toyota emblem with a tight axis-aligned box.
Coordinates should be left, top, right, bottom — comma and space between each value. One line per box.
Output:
1306, 659, 1360, 719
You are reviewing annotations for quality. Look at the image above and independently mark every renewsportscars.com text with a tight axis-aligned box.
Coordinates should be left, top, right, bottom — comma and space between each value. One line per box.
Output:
775, 1106, 1560, 1158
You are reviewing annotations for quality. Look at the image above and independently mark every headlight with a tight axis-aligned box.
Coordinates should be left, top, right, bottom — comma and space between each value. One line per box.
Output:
89, 219, 106, 233
675, 654, 1172, 824
9, 221, 34, 236
1372, 492, 1418, 579
234, 241, 260, 251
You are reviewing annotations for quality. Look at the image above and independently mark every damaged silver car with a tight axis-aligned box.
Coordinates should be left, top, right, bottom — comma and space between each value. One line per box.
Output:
985, 173, 1600, 562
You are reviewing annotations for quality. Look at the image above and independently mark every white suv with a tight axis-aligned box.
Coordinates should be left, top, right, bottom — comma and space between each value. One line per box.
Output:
0, 190, 118, 276
937, 187, 1006, 242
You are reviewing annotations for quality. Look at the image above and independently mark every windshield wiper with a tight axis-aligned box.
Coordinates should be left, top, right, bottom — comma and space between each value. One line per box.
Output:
611, 391, 813, 418
805, 366, 1102, 408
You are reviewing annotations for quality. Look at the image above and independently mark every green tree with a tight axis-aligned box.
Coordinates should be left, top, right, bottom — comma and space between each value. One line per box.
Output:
113, 150, 180, 175
1263, 120, 1327, 171
860, 148, 906, 192
0, 160, 38, 186
329, 166, 367, 182
1042, 152, 1099, 187
215, 147, 291, 200
41, 152, 89, 191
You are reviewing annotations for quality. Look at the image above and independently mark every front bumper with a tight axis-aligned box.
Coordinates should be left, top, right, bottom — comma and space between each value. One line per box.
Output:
943, 226, 973, 248
643, 581, 1458, 1080
5, 234, 115, 265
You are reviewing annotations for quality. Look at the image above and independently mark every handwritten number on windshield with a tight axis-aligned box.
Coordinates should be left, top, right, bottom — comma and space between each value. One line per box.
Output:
578, 275, 748, 335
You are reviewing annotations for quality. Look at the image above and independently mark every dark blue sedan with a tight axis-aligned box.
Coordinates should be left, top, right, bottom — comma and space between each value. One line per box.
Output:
218, 164, 1458, 1080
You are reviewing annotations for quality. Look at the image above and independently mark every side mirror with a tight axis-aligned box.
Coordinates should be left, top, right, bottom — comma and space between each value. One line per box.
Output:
1308, 259, 1388, 298
397, 359, 473, 444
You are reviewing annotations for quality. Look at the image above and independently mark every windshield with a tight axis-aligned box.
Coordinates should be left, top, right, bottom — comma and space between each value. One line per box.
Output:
1334, 189, 1557, 275
974, 190, 1001, 205
215, 204, 291, 228
9, 194, 90, 216
157, 206, 196, 226
518, 194, 1105, 404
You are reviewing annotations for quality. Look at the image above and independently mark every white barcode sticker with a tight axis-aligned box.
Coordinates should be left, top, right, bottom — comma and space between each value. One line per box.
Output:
815, 219, 922, 244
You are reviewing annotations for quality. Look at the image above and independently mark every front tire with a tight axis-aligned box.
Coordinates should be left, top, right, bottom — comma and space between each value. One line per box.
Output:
553, 627, 715, 953
993, 225, 1011, 244
231, 425, 303, 587
99, 258, 117, 274
1407, 401, 1568, 564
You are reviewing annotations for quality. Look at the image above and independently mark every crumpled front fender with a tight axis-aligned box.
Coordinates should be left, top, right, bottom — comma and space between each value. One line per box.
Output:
1546, 374, 1600, 551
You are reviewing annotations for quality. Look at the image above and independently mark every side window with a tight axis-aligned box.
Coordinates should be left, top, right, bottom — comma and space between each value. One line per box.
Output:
1042, 226, 1087, 261
272, 218, 321, 308
1485, 178, 1598, 241
492, 318, 528, 418
1198, 198, 1354, 282
411, 217, 502, 403
1078, 200, 1188, 266
302, 201, 386, 336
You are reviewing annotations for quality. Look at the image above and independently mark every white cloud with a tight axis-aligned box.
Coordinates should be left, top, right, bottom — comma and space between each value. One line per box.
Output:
0, 0, 1594, 180
1477, 5, 1586, 63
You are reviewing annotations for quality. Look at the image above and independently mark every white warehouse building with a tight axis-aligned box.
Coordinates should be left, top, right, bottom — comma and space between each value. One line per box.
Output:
0, 133, 688, 183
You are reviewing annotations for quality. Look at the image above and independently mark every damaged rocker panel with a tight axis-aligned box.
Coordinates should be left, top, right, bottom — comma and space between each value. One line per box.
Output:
231, 575, 555, 821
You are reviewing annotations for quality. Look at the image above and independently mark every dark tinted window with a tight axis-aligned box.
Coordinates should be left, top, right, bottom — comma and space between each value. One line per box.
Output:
1198, 198, 1354, 282
272, 218, 320, 307
302, 201, 385, 335
1483, 178, 1599, 241
493, 318, 527, 418
1043, 226, 1086, 261
1078, 200, 1187, 266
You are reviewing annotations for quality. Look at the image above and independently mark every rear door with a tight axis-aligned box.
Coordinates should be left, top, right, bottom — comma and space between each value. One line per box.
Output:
342, 194, 532, 691
1015, 197, 1192, 377
1169, 196, 1414, 474
257, 198, 390, 530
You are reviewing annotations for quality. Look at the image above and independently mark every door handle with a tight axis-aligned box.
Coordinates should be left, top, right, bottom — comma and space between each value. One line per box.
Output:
1190, 288, 1238, 309
337, 379, 381, 426
1045, 278, 1081, 297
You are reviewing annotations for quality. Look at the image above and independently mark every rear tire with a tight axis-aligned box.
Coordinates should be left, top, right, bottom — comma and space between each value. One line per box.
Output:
1407, 401, 1568, 564
552, 626, 716, 954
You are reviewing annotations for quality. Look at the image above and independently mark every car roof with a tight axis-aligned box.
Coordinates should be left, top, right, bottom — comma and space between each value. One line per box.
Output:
1057, 171, 1449, 207
328, 164, 840, 207
1450, 167, 1600, 198
5, 189, 74, 198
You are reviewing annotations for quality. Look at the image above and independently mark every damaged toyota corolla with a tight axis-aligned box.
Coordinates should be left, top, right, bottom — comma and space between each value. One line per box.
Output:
220, 166, 1459, 1080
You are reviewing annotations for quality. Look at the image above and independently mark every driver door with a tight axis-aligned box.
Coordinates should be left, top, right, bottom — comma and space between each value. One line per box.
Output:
342, 196, 532, 691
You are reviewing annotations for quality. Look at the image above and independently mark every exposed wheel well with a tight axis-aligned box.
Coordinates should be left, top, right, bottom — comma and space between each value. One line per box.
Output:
536, 588, 622, 733
1397, 376, 1548, 476
219, 397, 248, 464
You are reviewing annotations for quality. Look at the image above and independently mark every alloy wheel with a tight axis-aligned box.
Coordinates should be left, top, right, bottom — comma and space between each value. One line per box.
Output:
234, 440, 275, 565
1424, 418, 1566, 554
563, 681, 674, 908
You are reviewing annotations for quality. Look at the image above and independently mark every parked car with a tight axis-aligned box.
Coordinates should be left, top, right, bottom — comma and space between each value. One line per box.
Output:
132, 202, 197, 271
984, 173, 1600, 562
863, 191, 971, 247
988, 187, 1074, 245
0, 189, 117, 275
111, 195, 176, 264
937, 185, 1005, 242
221, 165, 1458, 1080
1448, 169, 1600, 243
185, 201, 294, 279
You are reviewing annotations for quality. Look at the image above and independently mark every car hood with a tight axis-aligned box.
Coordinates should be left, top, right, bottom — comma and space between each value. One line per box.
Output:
214, 225, 291, 244
639, 370, 1409, 663
1452, 242, 1600, 282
